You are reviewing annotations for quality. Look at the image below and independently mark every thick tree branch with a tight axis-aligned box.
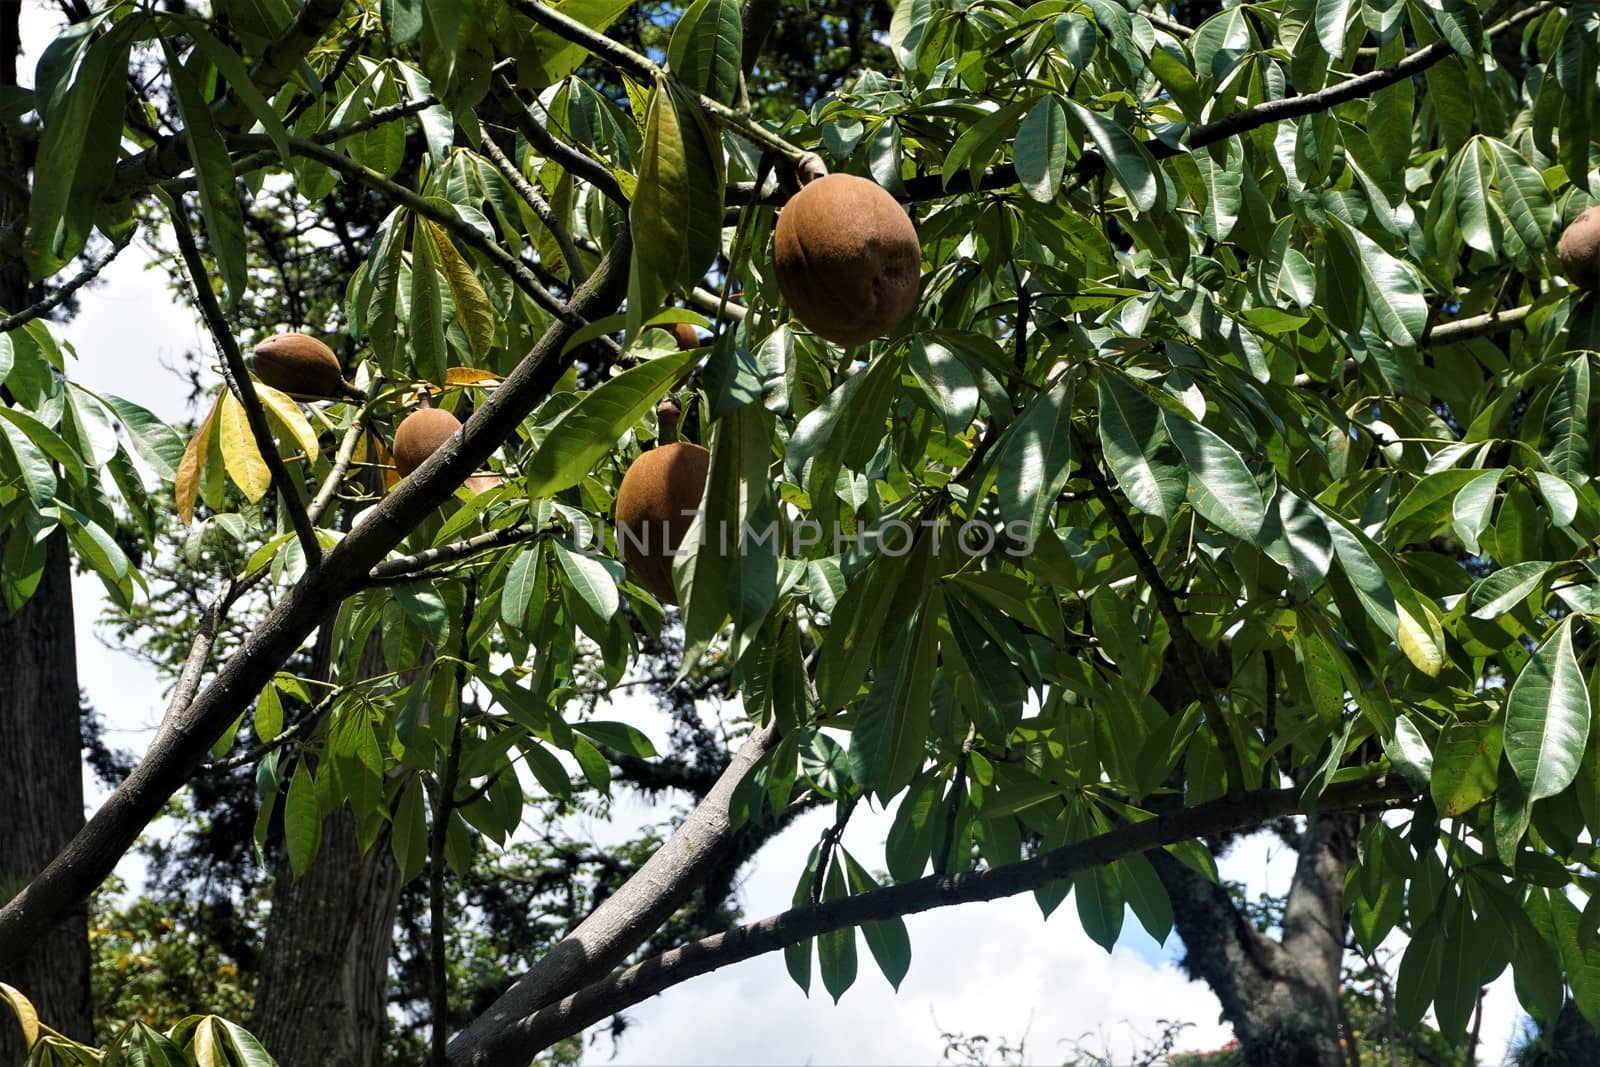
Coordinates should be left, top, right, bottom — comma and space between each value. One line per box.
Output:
446, 725, 779, 1066
0, 225, 136, 334
0, 236, 634, 970
453, 778, 1417, 1064
170, 205, 323, 569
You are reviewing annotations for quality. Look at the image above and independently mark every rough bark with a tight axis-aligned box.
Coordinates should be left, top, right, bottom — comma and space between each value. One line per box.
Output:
250, 809, 402, 1067
0, 534, 93, 1057
1151, 812, 1359, 1067
0, 4, 93, 1050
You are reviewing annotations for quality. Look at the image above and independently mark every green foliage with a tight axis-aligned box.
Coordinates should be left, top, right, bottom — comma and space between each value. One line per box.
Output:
9, 0, 1600, 1057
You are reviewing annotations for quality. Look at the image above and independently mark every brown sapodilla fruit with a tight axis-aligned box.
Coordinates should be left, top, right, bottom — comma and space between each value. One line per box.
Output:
393, 406, 462, 478
253, 333, 346, 397
1559, 209, 1600, 291
772, 173, 921, 346
614, 441, 710, 605
667, 322, 702, 351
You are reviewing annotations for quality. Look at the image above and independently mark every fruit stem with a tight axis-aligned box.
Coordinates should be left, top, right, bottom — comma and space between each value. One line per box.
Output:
656, 398, 681, 445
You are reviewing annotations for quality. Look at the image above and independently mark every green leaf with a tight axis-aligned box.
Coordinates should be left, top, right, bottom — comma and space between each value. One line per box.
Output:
1315, 0, 1353, 59
849, 597, 940, 799
1064, 100, 1159, 213
666, 0, 743, 107
410, 216, 448, 384
393, 581, 450, 644
554, 540, 620, 622
997, 378, 1072, 546
907, 338, 978, 437
422, 220, 496, 362
1076, 855, 1124, 952
1451, 469, 1502, 556
516, 0, 636, 87
1383, 715, 1433, 785
817, 857, 857, 1002
1430, 719, 1502, 817
1015, 96, 1068, 203
0, 414, 59, 507
391, 775, 429, 883
285, 759, 322, 878
521, 346, 700, 498
841, 850, 912, 990
1162, 411, 1264, 540
1546, 356, 1590, 482
163, 40, 248, 305
254, 684, 283, 744
1469, 560, 1550, 620
1506, 617, 1591, 800
572, 720, 656, 757
785, 848, 818, 994
1097, 371, 1183, 521
1327, 216, 1427, 346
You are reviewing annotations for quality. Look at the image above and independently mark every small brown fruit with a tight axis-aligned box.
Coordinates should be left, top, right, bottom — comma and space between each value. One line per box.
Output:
614, 442, 710, 605
1559, 209, 1600, 291
393, 407, 461, 478
253, 333, 346, 397
772, 173, 921, 346
667, 322, 702, 350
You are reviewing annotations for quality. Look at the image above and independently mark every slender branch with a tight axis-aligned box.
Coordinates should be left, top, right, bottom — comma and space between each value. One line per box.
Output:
0, 225, 137, 334
313, 97, 440, 147
1071, 423, 1246, 798
200, 682, 338, 773
685, 286, 750, 324
505, 0, 809, 164
170, 205, 323, 569
478, 132, 589, 285
0, 236, 635, 971
230, 133, 573, 327
307, 387, 384, 526
447, 725, 779, 1065
368, 523, 551, 583
1289, 303, 1536, 388
431, 585, 475, 1067
453, 778, 1418, 1064
493, 77, 628, 207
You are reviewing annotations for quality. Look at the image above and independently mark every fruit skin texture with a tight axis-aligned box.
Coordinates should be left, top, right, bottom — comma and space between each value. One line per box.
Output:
614, 442, 710, 605
667, 322, 702, 350
772, 173, 921, 346
253, 333, 346, 397
1559, 209, 1600, 291
393, 407, 462, 477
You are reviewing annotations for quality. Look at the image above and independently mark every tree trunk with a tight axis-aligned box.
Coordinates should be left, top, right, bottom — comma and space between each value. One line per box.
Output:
0, 6, 93, 1051
250, 806, 403, 1067
251, 611, 401, 1067
1151, 812, 1357, 1067
0, 534, 94, 1057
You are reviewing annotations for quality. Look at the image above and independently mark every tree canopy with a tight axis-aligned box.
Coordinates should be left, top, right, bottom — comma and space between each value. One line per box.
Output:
3, 0, 1600, 1064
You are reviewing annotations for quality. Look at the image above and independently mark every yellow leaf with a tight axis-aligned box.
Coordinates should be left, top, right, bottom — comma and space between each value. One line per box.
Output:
0, 982, 40, 1048
1397, 603, 1443, 677
424, 220, 498, 361
218, 392, 271, 503
444, 366, 502, 387
176, 396, 220, 525
255, 382, 321, 465
194, 1016, 223, 1067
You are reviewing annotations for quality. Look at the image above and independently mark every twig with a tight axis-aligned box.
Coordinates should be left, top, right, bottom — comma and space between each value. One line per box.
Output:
0, 226, 137, 334
1071, 424, 1246, 799
478, 132, 590, 285
493, 77, 628, 207
201, 683, 339, 772
1289, 304, 1536, 388
368, 523, 552, 584
307, 386, 384, 526
454, 777, 1419, 1062
431, 584, 475, 1066
810, 795, 859, 906
230, 132, 572, 326
505, 0, 810, 164
169, 204, 323, 569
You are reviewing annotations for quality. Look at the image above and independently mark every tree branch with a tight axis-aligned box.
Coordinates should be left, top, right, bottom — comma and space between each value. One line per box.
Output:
368, 523, 552, 584
0, 235, 635, 971
452, 778, 1418, 1065
169, 204, 323, 569
477, 132, 589, 285
492, 77, 628, 208
446, 725, 780, 1066
505, 0, 809, 164
0, 225, 137, 334
307, 387, 383, 527
1071, 423, 1246, 798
